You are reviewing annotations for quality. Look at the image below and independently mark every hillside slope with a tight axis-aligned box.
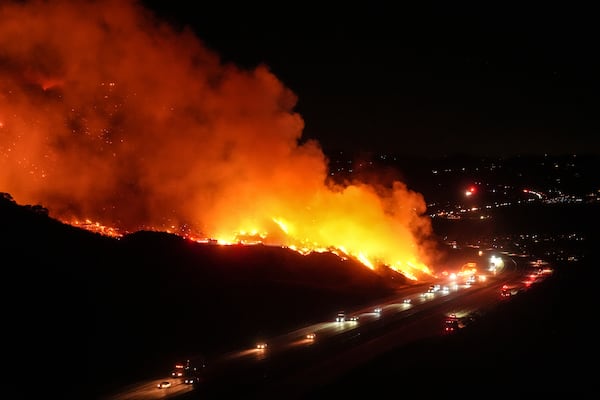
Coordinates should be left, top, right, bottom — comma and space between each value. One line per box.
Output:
0, 193, 408, 397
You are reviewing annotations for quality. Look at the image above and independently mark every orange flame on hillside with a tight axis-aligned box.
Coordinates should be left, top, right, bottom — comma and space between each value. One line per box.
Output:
0, 0, 437, 280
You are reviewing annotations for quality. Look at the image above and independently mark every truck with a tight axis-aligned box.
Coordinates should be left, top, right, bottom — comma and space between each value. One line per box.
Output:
171, 358, 206, 384
443, 314, 465, 333
335, 310, 358, 322
443, 311, 481, 334
170, 360, 189, 377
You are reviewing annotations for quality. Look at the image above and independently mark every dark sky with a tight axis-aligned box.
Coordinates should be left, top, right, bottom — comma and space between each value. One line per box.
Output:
142, 2, 599, 158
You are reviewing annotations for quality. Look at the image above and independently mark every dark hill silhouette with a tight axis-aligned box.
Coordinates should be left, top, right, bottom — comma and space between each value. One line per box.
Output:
0, 193, 410, 397
2, 192, 596, 397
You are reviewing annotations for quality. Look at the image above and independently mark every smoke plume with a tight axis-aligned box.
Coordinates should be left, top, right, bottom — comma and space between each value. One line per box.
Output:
0, 0, 437, 278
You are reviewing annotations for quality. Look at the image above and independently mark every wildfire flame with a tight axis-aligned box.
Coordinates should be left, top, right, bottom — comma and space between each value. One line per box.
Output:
0, 0, 437, 280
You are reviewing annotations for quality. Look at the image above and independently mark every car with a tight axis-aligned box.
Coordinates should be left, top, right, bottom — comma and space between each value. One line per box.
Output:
336, 311, 346, 322
501, 284, 519, 297
183, 376, 197, 384
306, 333, 316, 340
256, 342, 268, 350
347, 315, 359, 321
427, 284, 440, 293
171, 369, 184, 377
157, 381, 172, 389
374, 307, 382, 313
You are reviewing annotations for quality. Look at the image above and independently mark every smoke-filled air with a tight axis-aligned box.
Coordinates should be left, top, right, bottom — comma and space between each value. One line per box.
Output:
0, 0, 439, 280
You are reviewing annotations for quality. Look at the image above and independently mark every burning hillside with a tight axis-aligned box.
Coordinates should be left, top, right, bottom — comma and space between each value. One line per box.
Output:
0, 0, 438, 280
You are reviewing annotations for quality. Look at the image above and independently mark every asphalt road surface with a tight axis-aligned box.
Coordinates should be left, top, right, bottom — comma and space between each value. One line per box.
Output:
102, 259, 546, 399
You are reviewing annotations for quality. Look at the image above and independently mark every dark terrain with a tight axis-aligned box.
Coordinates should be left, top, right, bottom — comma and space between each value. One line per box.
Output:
1, 193, 406, 398
1, 190, 597, 398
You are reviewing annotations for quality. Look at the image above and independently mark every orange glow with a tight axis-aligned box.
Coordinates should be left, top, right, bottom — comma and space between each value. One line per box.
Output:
460, 262, 478, 275
0, 0, 438, 280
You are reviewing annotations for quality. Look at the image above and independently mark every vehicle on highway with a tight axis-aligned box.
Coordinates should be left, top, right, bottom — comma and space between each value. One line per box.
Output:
335, 310, 358, 322
443, 313, 467, 334
501, 284, 520, 297
443, 314, 460, 333
157, 381, 172, 389
466, 275, 477, 285
171, 363, 185, 377
256, 342, 268, 350
443, 311, 482, 334
427, 284, 440, 293
171, 359, 195, 378
183, 376, 197, 384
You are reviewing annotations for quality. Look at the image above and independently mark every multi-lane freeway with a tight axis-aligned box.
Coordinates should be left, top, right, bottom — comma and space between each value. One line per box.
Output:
102, 257, 552, 400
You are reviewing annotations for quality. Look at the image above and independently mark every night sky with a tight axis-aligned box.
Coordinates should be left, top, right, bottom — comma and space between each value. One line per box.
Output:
143, 1, 599, 157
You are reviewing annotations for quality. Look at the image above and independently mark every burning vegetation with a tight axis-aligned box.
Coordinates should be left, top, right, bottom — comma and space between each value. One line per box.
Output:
0, 0, 438, 280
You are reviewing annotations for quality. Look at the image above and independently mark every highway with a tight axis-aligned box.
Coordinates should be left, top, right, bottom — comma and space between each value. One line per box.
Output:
199, 271, 521, 398
102, 257, 551, 399
101, 377, 194, 400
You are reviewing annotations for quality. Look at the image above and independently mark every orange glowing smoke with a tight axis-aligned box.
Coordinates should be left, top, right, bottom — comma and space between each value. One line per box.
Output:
0, 0, 436, 280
